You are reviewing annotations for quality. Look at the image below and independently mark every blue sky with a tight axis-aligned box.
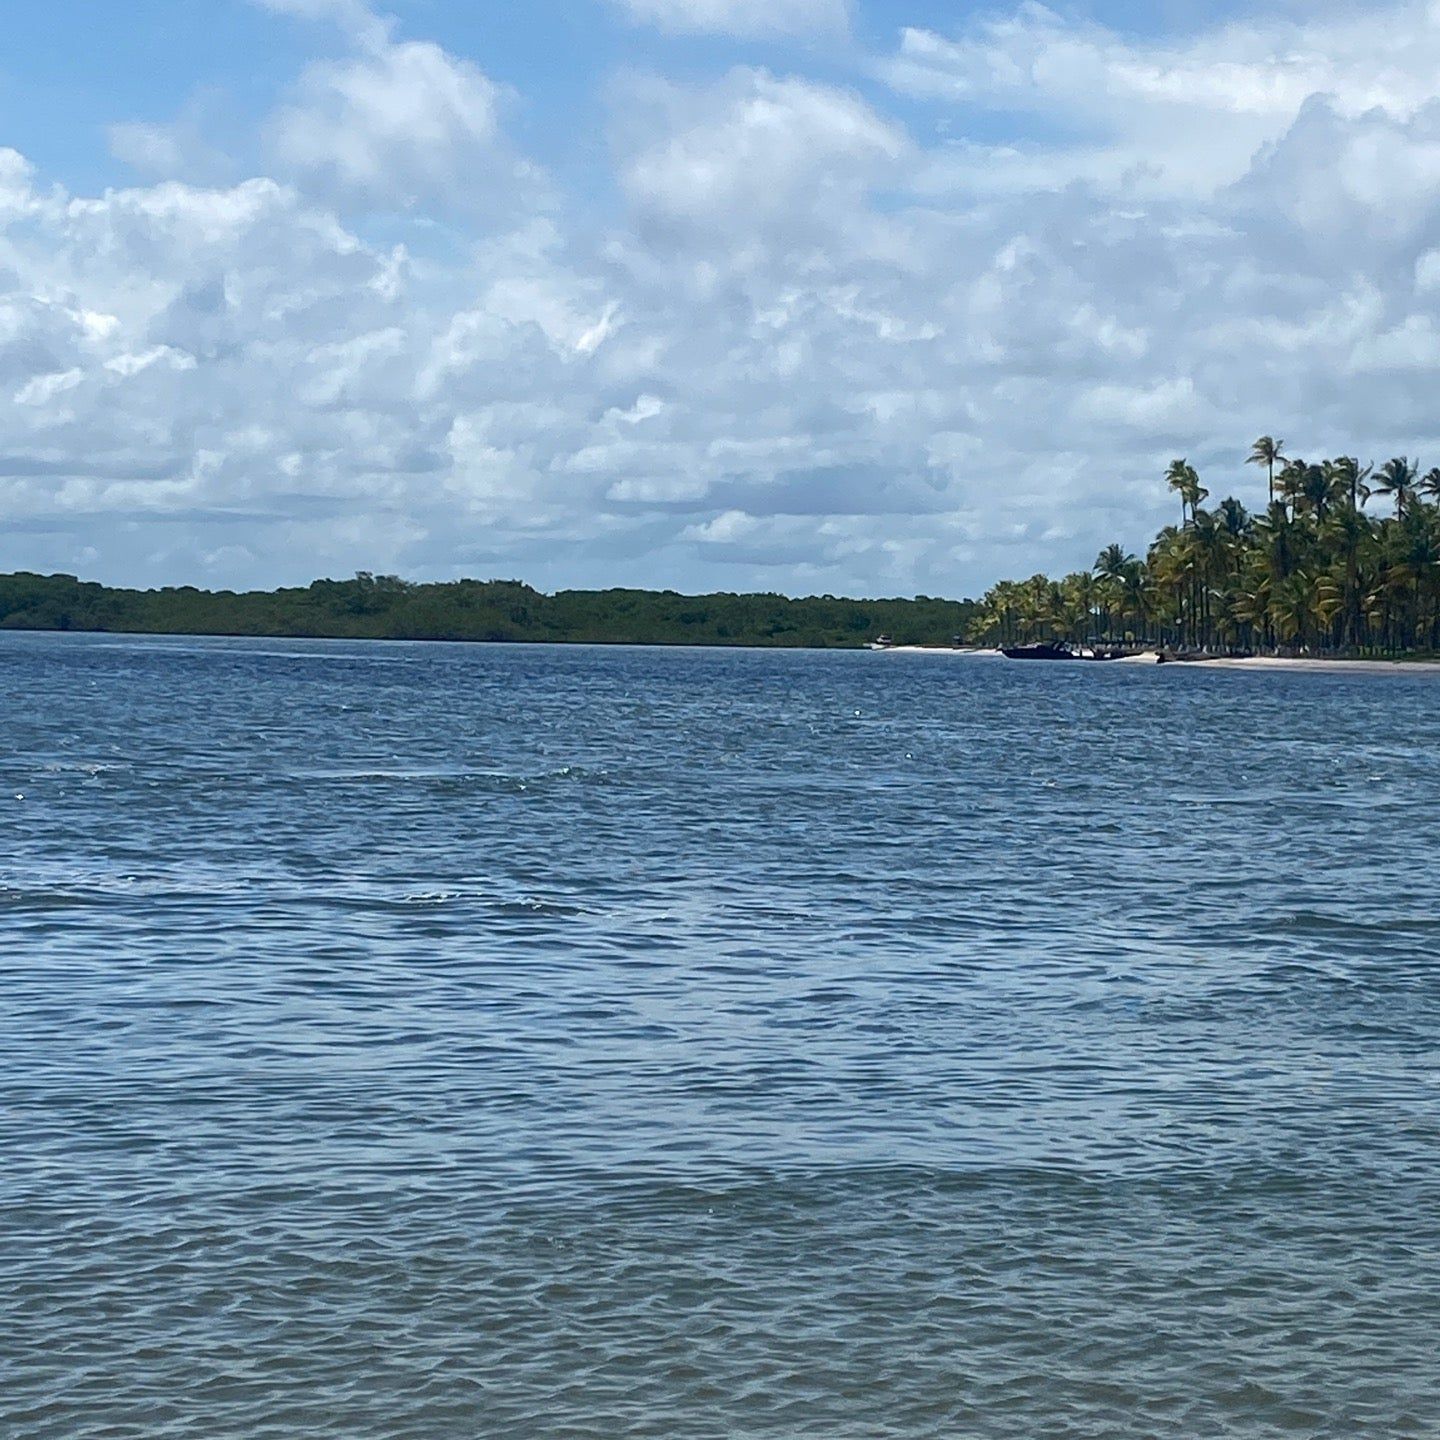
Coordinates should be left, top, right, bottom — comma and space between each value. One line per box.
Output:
3, 0, 1439, 595
0, 0, 1271, 191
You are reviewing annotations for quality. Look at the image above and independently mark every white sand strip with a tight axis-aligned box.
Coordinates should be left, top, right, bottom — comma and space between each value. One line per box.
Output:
1184, 655, 1440, 674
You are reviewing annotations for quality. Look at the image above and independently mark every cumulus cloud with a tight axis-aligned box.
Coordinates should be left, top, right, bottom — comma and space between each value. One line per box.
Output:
613, 0, 850, 40
621, 70, 908, 241
267, 38, 538, 214
12, 1, 1440, 596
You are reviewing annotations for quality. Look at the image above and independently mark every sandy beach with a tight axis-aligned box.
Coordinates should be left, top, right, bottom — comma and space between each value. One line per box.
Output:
877, 646, 1440, 674
1184, 654, 1440, 674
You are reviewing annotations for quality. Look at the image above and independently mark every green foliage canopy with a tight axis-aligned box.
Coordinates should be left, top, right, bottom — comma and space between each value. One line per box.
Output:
0, 571, 978, 649
970, 442, 1440, 656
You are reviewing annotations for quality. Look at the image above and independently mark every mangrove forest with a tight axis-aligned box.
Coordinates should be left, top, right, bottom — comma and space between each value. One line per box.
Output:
0, 570, 977, 648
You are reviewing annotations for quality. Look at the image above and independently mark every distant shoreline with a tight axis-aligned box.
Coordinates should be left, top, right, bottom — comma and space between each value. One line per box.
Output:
6, 569, 1440, 667
6, 623, 1440, 670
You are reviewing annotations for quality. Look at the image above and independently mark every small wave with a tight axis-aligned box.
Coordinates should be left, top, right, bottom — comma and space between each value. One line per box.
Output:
289, 765, 609, 792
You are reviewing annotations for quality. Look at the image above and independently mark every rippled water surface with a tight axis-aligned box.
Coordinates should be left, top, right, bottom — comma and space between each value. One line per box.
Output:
4, 633, 1439, 1437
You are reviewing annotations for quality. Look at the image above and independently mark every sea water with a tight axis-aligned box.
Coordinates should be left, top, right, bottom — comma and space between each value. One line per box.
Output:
3, 633, 1438, 1437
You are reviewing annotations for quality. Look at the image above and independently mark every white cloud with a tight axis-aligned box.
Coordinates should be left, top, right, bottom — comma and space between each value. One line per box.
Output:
886, 1, 1440, 198
621, 70, 908, 240
0, 147, 35, 205
14, 368, 84, 407
267, 37, 535, 213
15, 1, 1440, 596
684, 508, 760, 542
614, 0, 849, 40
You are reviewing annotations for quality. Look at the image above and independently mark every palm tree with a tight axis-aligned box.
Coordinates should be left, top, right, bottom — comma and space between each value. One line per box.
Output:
1330, 456, 1372, 511
1247, 436, 1286, 506
1166, 459, 1208, 526
1150, 524, 1202, 647
983, 580, 1023, 645
1060, 572, 1098, 642
1093, 544, 1136, 642
1276, 458, 1309, 517
1419, 467, 1440, 509
1293, 462, 1351, 520
1258, 500, 1301, 582
1216, 497, 1252, 539
1190, 507, 1230, 648
1121, 558, 1150, 645
1270, 572, 1336, 651
1371, 456, 1419, 517
1322, 502, 1375, 652
1386, 508, 1440, 648
1094, 543, 1133, 580
1228, 559, 1271, 651
1166, 460, 1189, 525
1208, 499, 1251, 644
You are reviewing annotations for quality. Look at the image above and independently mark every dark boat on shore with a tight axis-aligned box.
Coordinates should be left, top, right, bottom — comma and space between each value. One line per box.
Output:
1001, 642, 1121, 662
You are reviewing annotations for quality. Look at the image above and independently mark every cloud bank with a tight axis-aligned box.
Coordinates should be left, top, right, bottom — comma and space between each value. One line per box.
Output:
7, 0, 1440, 595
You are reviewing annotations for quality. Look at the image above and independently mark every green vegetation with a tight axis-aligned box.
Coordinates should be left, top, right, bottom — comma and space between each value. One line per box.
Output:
0, 570, 977, 649
972, 440, 1440, 655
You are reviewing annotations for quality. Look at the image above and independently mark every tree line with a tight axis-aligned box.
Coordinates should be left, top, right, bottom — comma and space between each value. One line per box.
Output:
971, 439, 1440, 655
0, 570, 978, 649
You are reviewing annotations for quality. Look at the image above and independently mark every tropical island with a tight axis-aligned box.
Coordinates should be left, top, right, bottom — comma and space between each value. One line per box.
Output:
972, 441, 1440, 657
4, 440, 1438, 656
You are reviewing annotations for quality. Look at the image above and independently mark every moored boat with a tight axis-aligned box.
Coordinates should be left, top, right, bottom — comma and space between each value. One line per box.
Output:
1001, 642, 1121, 661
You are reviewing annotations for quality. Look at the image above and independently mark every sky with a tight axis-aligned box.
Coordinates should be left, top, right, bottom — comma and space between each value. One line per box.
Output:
3, 0, 1440, 598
